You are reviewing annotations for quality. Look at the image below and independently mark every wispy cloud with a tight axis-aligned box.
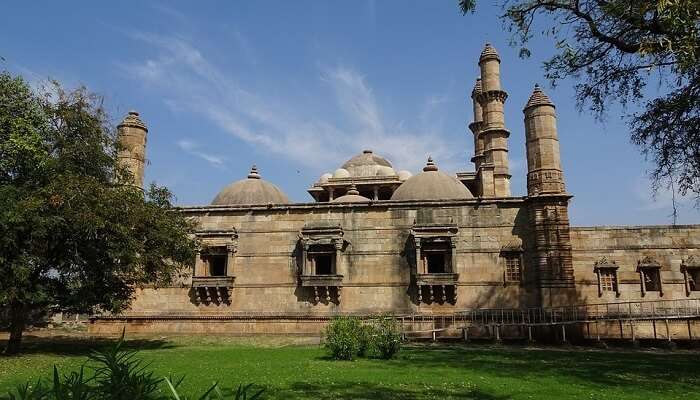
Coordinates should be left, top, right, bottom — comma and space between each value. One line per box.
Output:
119, 32, 465, 176
176, 139, 227, 168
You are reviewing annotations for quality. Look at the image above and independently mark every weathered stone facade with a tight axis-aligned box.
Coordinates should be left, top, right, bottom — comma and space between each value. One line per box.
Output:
90, 44, 700, 338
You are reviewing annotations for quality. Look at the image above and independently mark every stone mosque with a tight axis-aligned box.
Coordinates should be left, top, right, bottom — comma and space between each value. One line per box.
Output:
92, 44, 700, 339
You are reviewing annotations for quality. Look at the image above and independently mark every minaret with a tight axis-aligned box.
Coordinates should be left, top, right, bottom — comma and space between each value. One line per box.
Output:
469, 78, 485, 196
117, 111, 148, 189
522, 85, 574, 307
523, 84, 566, 196
476, 43, 511, 197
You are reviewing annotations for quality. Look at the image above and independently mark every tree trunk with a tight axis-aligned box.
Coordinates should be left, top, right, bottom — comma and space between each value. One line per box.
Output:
4, 302, 27, 355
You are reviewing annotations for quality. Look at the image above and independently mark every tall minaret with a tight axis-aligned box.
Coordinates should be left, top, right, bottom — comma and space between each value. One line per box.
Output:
523, 84, 565, 196
469, 78, 485, 195
476, 43, 511, 197
117, 111, 148, 189
523, 85, 574, 307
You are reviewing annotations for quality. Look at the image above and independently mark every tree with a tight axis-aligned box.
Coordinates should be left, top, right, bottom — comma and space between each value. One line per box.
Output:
0, 72, 198, 354
460, 0, 700, 210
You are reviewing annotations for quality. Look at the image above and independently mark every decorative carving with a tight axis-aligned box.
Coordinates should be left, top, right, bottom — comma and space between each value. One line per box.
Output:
476, 90, 508, 105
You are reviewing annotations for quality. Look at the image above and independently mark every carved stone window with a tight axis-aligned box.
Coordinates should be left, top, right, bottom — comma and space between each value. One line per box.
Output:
192, 229, 237, 304
298, 223, 345, 303
411, 223, 459, 304
681, 256, 700, 296
307, 244, 336, 275
594, 257, 619, 296
203, 247, 228, 277
503, 254, 522, 283
637, 256, 663, 296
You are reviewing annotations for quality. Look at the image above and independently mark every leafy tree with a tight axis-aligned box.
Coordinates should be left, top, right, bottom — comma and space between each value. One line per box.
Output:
459, 0, 700, 210
0, 72, 198, 354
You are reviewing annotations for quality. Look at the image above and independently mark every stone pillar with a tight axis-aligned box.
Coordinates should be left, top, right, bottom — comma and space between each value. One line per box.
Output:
117, 111, 148, 189
523, 85, 575, 307
476, 43, 511, 197
469, 78, 485, 179
523, 84, 566, 196
334, 240, 343, 276
226, 242, 237, 277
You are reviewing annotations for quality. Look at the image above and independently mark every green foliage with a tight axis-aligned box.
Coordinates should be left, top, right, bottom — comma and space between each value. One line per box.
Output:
1, 335, 264, 400
323, 316, 363, 360
0, 72, 198, 354
323, 315, 402, 360
369, 316, 402, 360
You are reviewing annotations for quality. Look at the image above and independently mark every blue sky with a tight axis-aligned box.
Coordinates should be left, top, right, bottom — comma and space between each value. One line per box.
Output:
1, 1, 698, 226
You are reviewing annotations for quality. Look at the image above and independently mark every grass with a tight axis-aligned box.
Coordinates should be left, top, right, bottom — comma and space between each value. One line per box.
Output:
1, 335, 699, 399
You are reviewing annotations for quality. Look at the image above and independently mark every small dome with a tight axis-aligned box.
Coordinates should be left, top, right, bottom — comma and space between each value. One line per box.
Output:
471, 78, 482, 98
340, 149, 393, 178
118, 110, 148, 131
397, 170, 412, 181
376, 165, 396, 177
524, 84, 555, 111
333, 168, 351, 179
479, 42, 500, 63
391, 157, 473, 201
319, 173, 333, 183
212, 165, 290, 205
331, 184, 370, 203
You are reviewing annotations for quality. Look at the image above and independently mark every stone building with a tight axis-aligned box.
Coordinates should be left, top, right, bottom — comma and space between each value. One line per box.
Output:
93, 44, 700, 338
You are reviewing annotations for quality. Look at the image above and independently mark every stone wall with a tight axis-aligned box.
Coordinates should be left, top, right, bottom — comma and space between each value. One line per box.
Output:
571, 225, 700, 303
124, 199, 532, 317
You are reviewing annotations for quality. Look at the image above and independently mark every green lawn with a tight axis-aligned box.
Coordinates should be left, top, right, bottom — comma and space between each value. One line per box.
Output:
1, 335, 699, 399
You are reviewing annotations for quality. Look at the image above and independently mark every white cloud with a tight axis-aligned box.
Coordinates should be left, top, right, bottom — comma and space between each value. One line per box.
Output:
176, 139, 227, 168
120, 33, 466, 176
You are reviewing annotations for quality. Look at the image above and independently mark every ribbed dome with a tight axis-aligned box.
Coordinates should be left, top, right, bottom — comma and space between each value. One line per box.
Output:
391, 157, 473, 201
471, 78, 482, 98
118, 110, 148, 131
211, 165, 290, 205
331, 184, 370, 203
524, 84, 555, 110
340, 150, 394, 178
479, 42, 500, 63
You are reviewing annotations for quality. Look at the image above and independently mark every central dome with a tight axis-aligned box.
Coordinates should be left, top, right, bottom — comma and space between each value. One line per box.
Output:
390, 157, 473, 201
212, 165, 290, 206
340, 149, 395, 178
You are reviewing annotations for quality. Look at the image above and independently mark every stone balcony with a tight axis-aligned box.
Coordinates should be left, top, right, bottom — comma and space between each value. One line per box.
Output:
191, 276, 235, 289
416, 273, 459, 287
299, 274, 344, 287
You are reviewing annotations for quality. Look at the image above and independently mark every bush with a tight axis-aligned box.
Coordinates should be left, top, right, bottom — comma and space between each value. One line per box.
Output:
371, 316, 402, 359
323, 316, 363, 360
323, 315, 402, 361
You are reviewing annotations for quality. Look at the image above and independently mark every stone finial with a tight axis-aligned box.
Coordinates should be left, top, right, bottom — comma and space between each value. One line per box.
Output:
346, 184, 360, 196
479, 42, 500, 63
117, 110, 148, 131
524, 84, 555, 110
247, 164, 261, 179
471, 78, 482, 98
423, 156, 438, 172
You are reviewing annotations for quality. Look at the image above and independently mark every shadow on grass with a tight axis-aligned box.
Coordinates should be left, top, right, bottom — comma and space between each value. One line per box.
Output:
396, 344, 700, 392
243, 381, 509, 400
0, 335, 175, 356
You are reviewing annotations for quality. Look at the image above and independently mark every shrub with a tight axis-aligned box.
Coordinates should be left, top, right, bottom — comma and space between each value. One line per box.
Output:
371, 315, 402, 359
356, 323, 374, 357
323, 316, 362, 360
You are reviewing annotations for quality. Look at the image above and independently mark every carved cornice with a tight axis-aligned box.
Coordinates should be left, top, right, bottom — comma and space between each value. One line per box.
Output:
637, 256, 661, 271
476, 90, 508, 105
594, 256, 618, 270
681, 255, 700, 269
468, 121, 483, 134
